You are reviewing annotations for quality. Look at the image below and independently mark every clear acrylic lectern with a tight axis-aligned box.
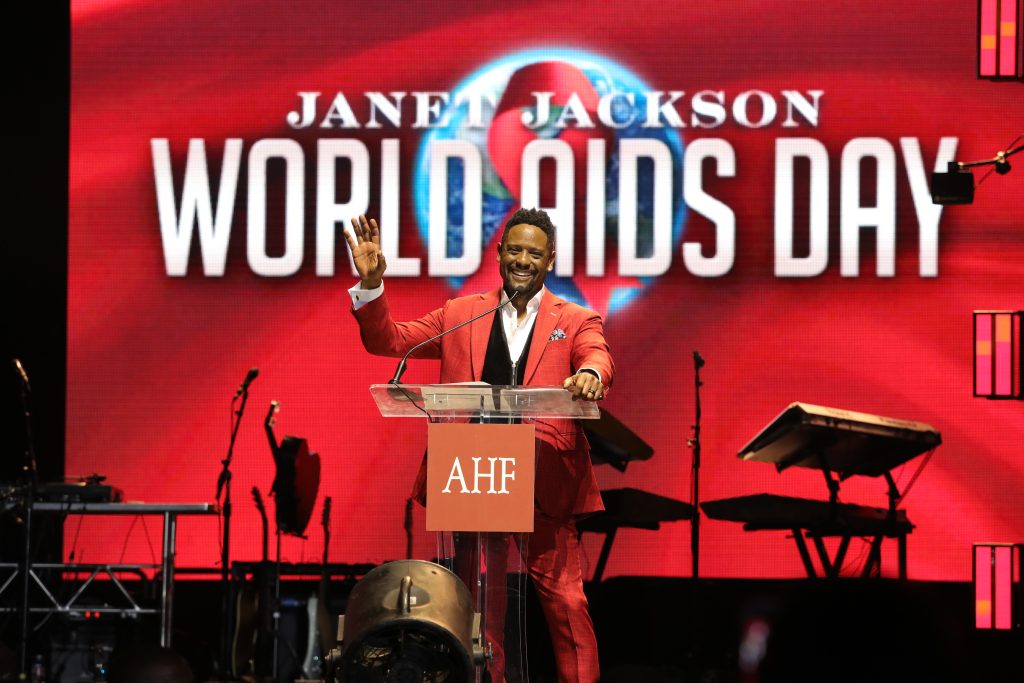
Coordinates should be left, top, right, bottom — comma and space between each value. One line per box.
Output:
370, 384, 599, 683
370, 383, 600, 420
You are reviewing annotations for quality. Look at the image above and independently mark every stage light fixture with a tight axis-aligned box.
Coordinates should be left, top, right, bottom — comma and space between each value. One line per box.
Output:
974, 311, 1023, 399
930, 162, 975, 204
979, 0, 1024, 79
973, 543, 1022, 630
930, 143, 1023, 205
330, 560, 484, 683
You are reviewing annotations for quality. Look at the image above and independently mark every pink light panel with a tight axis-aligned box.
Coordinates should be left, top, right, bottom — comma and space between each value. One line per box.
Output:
981, 0, 999, 75
974, 543, 1021, 630
974, 311, 1022, 399
1000, 0, 1021, 75
975, 545, 992, 628
979, 0, 1024, 78
994, 546, 1013, 629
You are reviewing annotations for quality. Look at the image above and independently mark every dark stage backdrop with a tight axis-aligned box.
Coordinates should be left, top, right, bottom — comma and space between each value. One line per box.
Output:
67, 0, 1022, 579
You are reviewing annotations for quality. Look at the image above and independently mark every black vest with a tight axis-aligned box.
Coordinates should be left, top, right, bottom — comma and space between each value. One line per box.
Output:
480, 308, 534, 387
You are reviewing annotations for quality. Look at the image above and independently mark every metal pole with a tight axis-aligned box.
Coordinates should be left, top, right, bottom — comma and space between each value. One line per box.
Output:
689, 351, 704, 579
217, 387, 250, 678
14, 359, 38, 679
19, 493, 33, 678
160, 512, 177, 647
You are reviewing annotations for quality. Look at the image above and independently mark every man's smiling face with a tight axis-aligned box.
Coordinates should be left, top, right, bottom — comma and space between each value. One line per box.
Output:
497, 223, 555, 299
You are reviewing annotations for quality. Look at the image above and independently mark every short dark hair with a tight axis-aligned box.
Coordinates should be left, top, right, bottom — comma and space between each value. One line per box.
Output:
501, 207, 556, 250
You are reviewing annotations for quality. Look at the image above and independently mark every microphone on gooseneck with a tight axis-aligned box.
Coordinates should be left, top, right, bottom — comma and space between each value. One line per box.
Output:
389, 290, 521, 385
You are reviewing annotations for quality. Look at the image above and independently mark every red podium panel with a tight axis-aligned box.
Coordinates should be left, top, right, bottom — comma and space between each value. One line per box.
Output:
426, 423, 536, 532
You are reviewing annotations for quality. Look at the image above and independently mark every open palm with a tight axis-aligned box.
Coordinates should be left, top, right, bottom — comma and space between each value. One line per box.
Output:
345, 215, 387, 287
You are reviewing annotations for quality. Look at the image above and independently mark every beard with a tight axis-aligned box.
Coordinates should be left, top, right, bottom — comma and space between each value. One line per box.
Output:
502, 266, 539, 295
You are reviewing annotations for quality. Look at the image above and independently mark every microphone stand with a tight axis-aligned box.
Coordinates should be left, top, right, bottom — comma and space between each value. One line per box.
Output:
388, 290, 519, 385
404, 497, 414, 559
217, 387, 250, 679
688, 351, 704, 579
14, 360, 37, 678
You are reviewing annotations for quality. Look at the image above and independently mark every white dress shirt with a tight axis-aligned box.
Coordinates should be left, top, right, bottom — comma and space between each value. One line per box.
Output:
499, 287, 543, 363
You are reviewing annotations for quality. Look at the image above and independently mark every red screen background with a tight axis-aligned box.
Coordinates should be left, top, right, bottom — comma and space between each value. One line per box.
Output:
67, 0, 1023, 579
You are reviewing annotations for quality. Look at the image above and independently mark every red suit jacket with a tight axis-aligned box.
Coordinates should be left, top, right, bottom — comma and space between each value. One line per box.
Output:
352, 287, 614, 519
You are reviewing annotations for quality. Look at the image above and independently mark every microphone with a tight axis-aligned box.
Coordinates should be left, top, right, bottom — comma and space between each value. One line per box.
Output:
13, 358, 30, 390
389, 290, 520, 385
233, 367, 259, 399
693, 351, 705, 369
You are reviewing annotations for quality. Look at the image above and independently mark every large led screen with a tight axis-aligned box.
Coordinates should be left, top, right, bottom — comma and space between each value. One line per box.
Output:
68, 0, 1023, 579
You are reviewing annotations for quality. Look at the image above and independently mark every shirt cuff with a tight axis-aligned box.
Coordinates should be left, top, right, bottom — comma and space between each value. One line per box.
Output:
577, 368, 602, 383
349, 281, 384, 310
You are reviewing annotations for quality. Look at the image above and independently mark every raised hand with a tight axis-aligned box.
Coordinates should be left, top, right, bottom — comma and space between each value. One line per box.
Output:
344, 215, 387, 288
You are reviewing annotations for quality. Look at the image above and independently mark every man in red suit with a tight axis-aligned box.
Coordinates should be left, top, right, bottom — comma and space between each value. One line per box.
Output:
345, 209, 612, 683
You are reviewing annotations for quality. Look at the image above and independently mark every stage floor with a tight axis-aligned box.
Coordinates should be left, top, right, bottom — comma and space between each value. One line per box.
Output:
8, 574, 1019, 682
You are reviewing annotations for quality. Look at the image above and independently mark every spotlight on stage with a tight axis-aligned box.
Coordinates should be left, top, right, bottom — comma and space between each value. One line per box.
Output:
930, 162, 975, 205
328, 560, 484, 683
930, 140, 1023, 205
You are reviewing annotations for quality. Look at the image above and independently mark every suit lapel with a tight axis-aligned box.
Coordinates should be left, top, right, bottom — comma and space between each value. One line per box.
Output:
524, 290, 563, 384
470, 289, 501, 381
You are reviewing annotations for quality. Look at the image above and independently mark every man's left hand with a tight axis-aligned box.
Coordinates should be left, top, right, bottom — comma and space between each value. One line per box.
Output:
563, 372, 604, 401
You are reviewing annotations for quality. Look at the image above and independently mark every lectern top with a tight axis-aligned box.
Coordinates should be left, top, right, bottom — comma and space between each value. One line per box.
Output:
370, 383, 600, 419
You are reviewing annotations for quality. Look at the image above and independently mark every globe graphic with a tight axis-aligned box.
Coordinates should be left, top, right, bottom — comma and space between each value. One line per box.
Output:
413, 49, 685, 315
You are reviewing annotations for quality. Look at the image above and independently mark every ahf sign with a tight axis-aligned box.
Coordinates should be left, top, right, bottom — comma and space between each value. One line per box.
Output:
426, 423, 536, 532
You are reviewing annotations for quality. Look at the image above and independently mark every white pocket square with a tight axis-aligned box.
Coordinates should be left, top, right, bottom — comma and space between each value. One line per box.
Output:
548, 328, 567, 342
